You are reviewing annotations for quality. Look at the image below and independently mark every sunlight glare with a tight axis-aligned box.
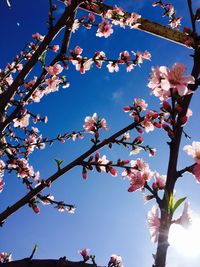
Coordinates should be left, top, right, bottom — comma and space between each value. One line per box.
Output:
169, 218, 200, 258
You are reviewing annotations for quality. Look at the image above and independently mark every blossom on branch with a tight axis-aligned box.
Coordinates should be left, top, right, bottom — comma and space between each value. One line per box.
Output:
45, 63, 63, 76
79, 248, 90, 261
183, 141, 200, 164
147, 205, 160, 243
122, 159, 153, 192
13, 114, 30, 128
0, 252, 12, 263
108, 254, 123, 267
83, 113, 108, 133
96, 19, 113, 38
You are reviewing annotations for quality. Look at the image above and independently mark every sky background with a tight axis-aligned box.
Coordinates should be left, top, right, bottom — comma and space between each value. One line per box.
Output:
1, 0, 200, 266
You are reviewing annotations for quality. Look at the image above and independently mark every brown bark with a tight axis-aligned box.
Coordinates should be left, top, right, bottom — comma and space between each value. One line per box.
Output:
80, 2, 195, 48
1, 259, 103, 267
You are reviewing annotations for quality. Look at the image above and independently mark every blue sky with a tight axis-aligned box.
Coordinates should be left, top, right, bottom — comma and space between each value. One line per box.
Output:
1, 0, 200, 266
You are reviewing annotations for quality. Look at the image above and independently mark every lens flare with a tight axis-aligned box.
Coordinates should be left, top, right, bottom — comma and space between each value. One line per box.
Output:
169, 218, 200, 258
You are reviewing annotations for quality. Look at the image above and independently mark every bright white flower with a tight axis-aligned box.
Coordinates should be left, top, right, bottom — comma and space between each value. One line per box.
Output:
13, 114, 30, 128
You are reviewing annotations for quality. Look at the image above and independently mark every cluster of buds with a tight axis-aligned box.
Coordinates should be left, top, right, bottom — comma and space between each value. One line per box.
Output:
81, 153, 118, 180
68, 46, 151, 74
124, 98, 164, 134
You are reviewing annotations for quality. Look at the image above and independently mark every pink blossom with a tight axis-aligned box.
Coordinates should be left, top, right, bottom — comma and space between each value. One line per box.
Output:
175, 201, 192, 228
66, 206, 76, 213
55, 204, 65, 212
183, 141, 200, 164
51, 45, 59, 52
8, 158, 35, 179
94, 51, 106, 68
148, 66, 170, 101
96, 20, 113, 38
0, 160, 5, 193
5, 75, 13, 86
123, 159, 153, 192
141, 118, 154, 133
88, 13, 95, 22
13, 114, 30, 128
97, 155, 109, 172
79, 249, 90, 261
168, 17, 182, 29
125, 12, 141, 29
127, 170, 146, 192
108, 254, 123, 267
130, 147, 142, 156
24, 78, 37, 89
148, 63, 194, 100
83, 113, 98, 132
0, 178, 4, 193
32, 32, 44, 41
83, 113, 107, 133
152, 172, 166, 190
31, 89, 44, 103
105, 6, 126, 28
71, 58, 93, 74
45, 76, 61, 92
71, 46, 83, 56
45, 63, 63, 76
168, 63, 195, 96
147, 205, 160, 243
0, 252, 12, 263
107, 62, 119, 73
134, 98, 148, 111
164, 4, 175, 18
135, 51, 151, 65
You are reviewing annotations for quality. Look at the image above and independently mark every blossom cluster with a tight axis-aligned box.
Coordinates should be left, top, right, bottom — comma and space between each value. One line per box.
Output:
69, 46, 151, 74
148, 63, 195, 101
152, 1, 182, 29
82, 151, 165, 194
72, 5, 141, 38
124, 98, 164, 134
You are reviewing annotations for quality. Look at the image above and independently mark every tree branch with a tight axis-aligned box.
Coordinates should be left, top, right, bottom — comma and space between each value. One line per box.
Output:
1, 259, 103, 267
0, 120, 140, 225
0, 0, 82, 121
80, 2, 195, 48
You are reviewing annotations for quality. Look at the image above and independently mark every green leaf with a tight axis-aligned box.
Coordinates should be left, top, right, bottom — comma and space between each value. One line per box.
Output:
168, 194, 174, 215
39, 51, 47, 67
54, 159, 64, 170
173, 197, 187, 214
29, 244, 38, 260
